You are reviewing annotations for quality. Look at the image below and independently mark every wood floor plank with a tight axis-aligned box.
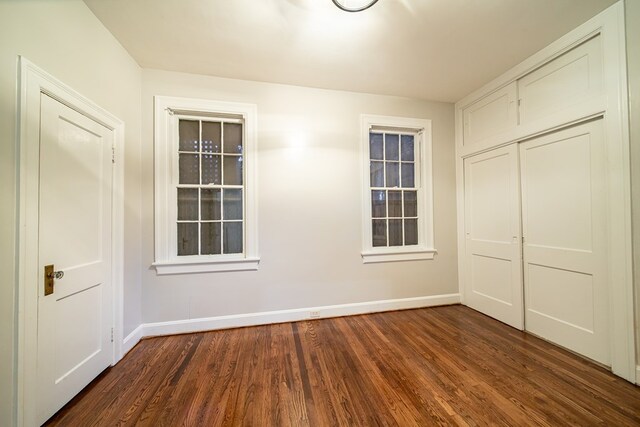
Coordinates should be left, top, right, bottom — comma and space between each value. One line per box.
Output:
45, 305, 640, 426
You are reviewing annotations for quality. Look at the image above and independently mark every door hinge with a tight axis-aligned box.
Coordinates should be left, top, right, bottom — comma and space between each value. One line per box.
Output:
111, 327, 114, 343
111, 145, 115, 164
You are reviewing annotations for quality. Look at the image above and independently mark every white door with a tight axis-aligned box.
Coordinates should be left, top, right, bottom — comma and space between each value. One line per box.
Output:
520, 119, 609, 365
37, 94, 114, 424
463, 145, 523, 329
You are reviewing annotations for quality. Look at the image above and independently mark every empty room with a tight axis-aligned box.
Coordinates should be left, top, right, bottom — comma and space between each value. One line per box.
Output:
2, 0, 640, 425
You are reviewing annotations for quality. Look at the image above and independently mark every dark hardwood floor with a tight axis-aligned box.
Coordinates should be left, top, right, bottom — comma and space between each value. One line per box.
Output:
45, 305, 640, 426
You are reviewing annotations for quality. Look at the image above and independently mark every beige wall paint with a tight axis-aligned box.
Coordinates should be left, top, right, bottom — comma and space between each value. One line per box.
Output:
141, 69, 457, 324
0, 1, 142, 424
625, 0, 640, 367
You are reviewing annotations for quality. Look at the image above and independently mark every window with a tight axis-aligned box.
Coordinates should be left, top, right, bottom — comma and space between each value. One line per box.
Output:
361, 115, 435, 263
154, 96, 259, 274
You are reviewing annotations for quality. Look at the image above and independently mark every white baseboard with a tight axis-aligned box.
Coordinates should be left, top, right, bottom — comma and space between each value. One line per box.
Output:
121, 324, 144, 357
135, 293, 460, 339
636, 365, 640, 385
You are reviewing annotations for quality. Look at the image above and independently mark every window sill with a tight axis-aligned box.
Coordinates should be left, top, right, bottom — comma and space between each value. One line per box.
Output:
153, 257, 260, 275
361, 249, 437, 264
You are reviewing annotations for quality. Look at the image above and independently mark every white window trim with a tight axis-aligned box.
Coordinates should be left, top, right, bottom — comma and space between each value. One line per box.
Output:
153, 96, 259, 274
360, 114, 436, 263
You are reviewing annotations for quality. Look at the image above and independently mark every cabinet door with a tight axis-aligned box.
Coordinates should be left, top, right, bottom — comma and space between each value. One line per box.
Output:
463, 82, 517, 147
463, 145, 523, 329
518, 35, 603, 125
520, 119, 609, 366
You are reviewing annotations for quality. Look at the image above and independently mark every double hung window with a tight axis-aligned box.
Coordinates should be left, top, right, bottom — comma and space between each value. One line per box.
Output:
154, 96, 259, 274
361, 115, 435, 263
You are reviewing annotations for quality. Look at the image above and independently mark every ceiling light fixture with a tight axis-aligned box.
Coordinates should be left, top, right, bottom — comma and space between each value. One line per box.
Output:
331, 0, 379, 12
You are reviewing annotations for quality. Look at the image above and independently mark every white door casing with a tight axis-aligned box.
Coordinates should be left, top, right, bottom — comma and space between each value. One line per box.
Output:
17, 58, 125, 427
520, 119, 609, 365
463, 145, 523, 329
36, 94, 114, 424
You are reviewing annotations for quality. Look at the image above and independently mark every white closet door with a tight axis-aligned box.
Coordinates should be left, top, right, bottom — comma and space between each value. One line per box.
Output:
463, 145, 523, 329
520, 119, 609, 365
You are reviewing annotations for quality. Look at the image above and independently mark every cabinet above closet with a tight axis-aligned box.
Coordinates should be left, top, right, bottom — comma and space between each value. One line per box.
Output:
458, 31, 606, 158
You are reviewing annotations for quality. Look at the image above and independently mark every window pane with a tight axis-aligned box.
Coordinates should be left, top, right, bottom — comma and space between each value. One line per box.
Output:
202, 121, 221, 153
385, 134, 399, 160
223, 156, 243, 185
223, 189, 243, 220
179, 154, 200, 184
179, 120, 199, 152
370, 133, 383, 160
201, 189, 221, 221
371, 190, 386, 218
388, 191, 402, 217
224, 123, 243, 154
389, 219, 403, 246
370, 161, 384, 187
401, 163, 415, 188
223, 222, 243, 254
201, 222, 221, 255
385, 162, 399, 187
401, 135, 414, 161
177, 223, 198, 256
202, 154, 221, 185
404, 191, 417, 217
177, 188, 198, 220
405, 219, 418, 245
372, 219, 387, 247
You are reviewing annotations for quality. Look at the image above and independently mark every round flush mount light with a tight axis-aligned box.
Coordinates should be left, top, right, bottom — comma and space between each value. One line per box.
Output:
331, 0, 379, 12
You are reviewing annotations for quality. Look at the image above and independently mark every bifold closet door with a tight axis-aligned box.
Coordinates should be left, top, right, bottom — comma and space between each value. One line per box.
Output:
520, 119, 609, 366
463, 145, 523, 329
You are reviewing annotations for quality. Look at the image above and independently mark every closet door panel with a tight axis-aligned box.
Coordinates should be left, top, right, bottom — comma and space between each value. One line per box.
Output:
520, 119, 609, 365
463, 145, 523, 329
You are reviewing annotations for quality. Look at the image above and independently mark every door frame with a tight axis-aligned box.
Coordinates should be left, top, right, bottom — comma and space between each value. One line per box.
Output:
15, 57, 125, 426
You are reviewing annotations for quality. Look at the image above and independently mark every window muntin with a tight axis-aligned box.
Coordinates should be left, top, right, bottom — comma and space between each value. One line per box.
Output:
369, 131, 419, 248
176, 117, 245, 256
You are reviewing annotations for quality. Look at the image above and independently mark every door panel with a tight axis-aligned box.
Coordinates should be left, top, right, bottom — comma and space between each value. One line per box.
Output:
520, 119, 609, 365
37, 94, 113, 424
463, 82, 517, 146
464, 145, 523, 329
518, 35, 603, 125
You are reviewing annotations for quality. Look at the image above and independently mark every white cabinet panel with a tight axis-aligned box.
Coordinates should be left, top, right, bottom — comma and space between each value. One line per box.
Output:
518, 35, 603, 125
520, 119, 609, 366
463, 83, 517, 147
463, 145, 523, 329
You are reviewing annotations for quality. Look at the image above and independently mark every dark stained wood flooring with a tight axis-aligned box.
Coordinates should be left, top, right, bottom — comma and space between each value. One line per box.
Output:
45, 305, 640, 426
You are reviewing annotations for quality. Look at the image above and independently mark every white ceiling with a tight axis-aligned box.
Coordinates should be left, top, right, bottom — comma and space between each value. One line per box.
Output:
84, 0, 617, 102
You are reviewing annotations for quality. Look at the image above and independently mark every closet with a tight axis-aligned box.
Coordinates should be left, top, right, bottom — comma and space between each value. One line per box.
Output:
455, 2, 634, 380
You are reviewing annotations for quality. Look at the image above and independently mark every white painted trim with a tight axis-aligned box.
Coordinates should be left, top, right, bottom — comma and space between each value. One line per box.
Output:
636, 366, 640, 385
16, 57, 125, 427
140, 294, 461, 337
153, 257, 260, 275
360, 114, 436, 262
454, 3, 636, 382
361, 250, 436, 263
153, 96, 259, 274
122, 325, 144, 357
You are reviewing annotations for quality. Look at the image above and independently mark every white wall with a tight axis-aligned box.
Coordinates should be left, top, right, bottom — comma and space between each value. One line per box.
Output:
0, 1, 142, 424
141, 69, 458, 324
625, 0, 640, 366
